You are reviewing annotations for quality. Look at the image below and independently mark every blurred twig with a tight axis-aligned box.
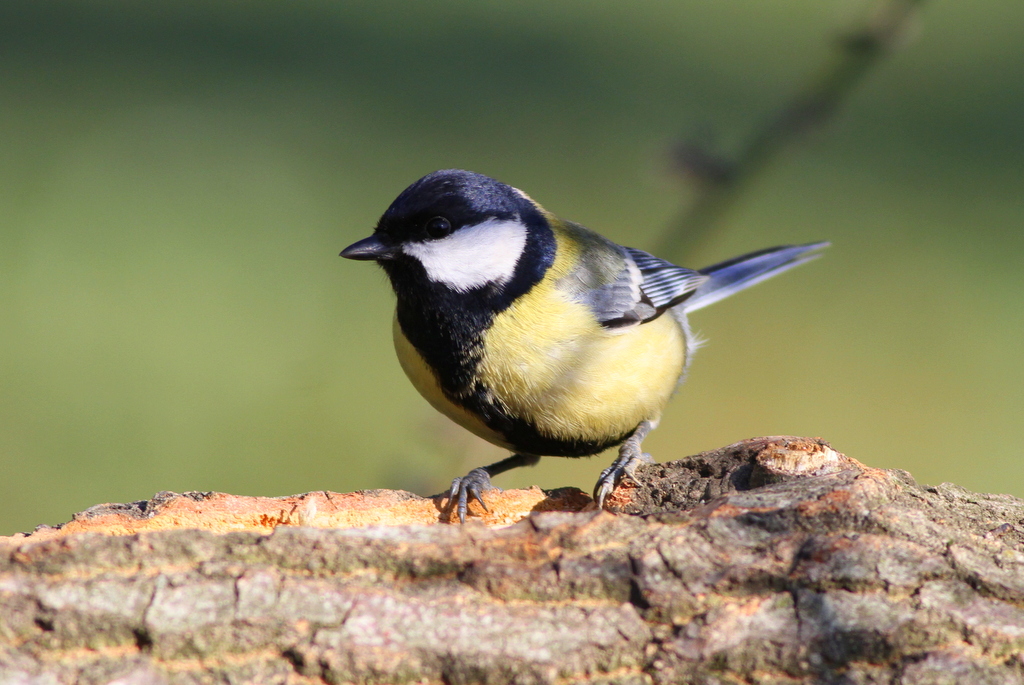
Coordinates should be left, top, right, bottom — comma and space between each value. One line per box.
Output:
654, 0, 924, 261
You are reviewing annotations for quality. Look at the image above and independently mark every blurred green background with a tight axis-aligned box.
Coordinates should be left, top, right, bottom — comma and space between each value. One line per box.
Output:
1, 0, 1022, 535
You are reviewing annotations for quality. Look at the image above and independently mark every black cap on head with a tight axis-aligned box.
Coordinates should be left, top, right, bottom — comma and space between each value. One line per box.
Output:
375, 169, 529, 243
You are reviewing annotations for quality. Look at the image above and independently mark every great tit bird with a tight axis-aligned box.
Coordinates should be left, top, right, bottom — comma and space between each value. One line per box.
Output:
342, 169, 826, 523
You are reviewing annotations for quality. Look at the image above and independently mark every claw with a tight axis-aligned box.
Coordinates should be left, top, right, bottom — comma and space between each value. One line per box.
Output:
444, 467, 496, 523
593, 452, 654, 510
623, 453, 653, 484
592, 420, 657, 510
469, 488, 489, 511
440, 453, 538, 523
457, 486, 468, 524
594, 474, 615, 510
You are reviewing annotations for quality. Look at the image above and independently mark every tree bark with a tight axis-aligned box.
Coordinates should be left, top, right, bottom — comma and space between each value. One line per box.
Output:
2, 436, 1023, 684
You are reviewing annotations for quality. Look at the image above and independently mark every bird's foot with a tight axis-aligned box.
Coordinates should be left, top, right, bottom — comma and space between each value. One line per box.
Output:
593, 452, 654, 510
445, 468, 501, 524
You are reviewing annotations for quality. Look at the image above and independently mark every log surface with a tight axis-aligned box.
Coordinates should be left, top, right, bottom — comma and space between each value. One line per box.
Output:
2, 437, 1024, 684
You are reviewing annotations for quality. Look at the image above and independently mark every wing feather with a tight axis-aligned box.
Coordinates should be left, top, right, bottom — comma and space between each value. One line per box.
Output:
625, 248, 708, 311
551, 219, 706, 328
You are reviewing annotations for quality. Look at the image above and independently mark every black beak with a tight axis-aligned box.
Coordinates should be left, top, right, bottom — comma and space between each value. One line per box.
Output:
340, 235, 396, 261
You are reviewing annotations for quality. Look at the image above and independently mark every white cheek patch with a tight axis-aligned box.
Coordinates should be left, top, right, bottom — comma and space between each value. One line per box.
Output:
402, 218, 528, 292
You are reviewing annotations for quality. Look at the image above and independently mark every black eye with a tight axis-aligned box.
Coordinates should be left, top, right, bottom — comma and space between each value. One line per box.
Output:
425, 216, 452, 239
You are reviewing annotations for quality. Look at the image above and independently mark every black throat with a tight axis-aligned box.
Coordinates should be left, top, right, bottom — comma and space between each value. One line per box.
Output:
383, 213, 555, 396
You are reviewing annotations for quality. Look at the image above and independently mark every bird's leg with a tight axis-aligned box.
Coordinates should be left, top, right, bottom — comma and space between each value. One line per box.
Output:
593, 420, 656, 509
445, 452, 541, 524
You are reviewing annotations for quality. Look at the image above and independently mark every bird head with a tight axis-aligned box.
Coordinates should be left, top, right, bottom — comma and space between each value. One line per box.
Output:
341, 169, 554, 295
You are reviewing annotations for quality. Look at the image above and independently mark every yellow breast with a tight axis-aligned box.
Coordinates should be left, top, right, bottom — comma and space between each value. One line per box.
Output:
476, 220, 686, 445
476, 277, 685, 445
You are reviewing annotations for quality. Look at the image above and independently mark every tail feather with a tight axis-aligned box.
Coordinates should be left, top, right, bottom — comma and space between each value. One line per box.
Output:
682, 241, 829, 314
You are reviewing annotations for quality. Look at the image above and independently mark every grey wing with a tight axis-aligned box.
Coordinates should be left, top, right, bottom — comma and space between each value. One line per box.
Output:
625, 247, 708, 312
574, 246, 707, 328
576, 254, 655, 328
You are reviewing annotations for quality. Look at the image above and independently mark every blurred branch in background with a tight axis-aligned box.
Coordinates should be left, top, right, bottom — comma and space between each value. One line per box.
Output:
654, 0, 925, 262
